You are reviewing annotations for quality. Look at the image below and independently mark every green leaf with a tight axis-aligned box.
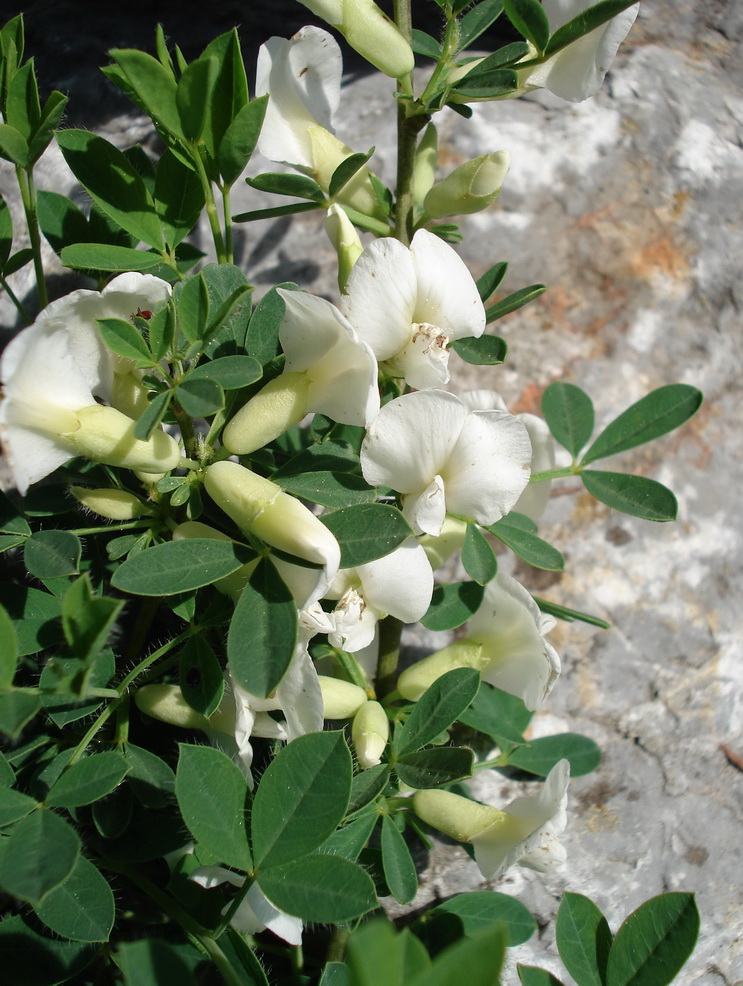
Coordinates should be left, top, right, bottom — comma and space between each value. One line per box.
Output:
3, 246, 33, 275
458, 1, 506, 51
450, 334, 508, 366
486, 284, 546, 321
466, 42, 532, 72
6, 60, 40, 141
607, 893, 700, 986
546, 0, 640, 56
396, 747, 474, 789
518, 966, 565, 986
320, 962, 351, 986
487, 518, 564, 571
115, 939, 200, 986
409, 924, 507, 986
259, 853, 377, 922
504, 0, 550, 50
176, 376, 225, 417
203, 283, 253, 352
200, 28, 249, 158
246, 171, 326, 203
107, 49, 182, 138
507, 733, 601, 777
147, 301, 176, 360
534, 596, 611, 629
0, 193, 13, 267
581, 471, 677, 522
179, 635, 224, 717
247, 283, 293, 364
34, 854, 114, 943
0, 786, 37, 827
278, 471, 377, 508
176, 744, 252, 870
329, 149, 374, 199
154, 148, 205, 248
347, 920, 431, 986
227, 558, 298, 698
421, 581, 485, 631
252, 731, 352, 869
112, 539, 253, 595
459, 682, 532, 747
451, 67, 519, 99
37, 190, 89, 256
556, 893, 612, 986
41, 650, 115, 727
62, 574, 124, 662
27, 90, 68, 164
232, 200, 322, 223
0, 491, 31, 537
132, 388, 172, 441
0, 808, 79, 904
0, 914, 97, 986
124, 743, 176, 809
189, 355, 262, 390
61, 243, 164, 272
421, 891, 537, 948
56, 130, 165, 250
96, 316, 153, 362
0, 690, 40, 738
45, 751, 130, 808
321, 503, 413, 568
24, 530, 81, 580
322, 811, 378, 862
348, 764, 391, 813
582, 384, 703, 465
462, 524, 498, 584
176, 55, 218, 140
411, 30, 442, 58
0, 602, 18, 688
476, 261, 508, 302
396, 669, 481, 757
0, 751, 15, 787
381, 815, 418, 904
0, 123, 29, 166
174, 272, 210, 344
542, 382, 595, 458
0, 583, 62, 657
218, 96, 268, 184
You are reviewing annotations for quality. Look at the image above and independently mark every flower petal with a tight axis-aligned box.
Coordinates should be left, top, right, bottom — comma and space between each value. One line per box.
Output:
247, 884, 304, 945
275, 641, 324, 740
357, 539, 434, 623
409, 229, 485, 341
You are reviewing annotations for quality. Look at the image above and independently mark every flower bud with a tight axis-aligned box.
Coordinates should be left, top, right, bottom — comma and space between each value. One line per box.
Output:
397, 639, 487, 701
297, 0, 414, 79
71, 486, 154, 520
412, 123, 438, 207
222, 372, 311, 455
423, 152, 509, 219
204, 461, 341, 577
319, 675, 368, 719
135, 684, 211, 731
418, 516, 467, 571
109, 370, 152, 419
308, 126, 381, 218
352, 700, 389, 768
64, 404, 181, 474
172, 521, 258, 596
413, 789, 509, 842
324, 205, 363, 292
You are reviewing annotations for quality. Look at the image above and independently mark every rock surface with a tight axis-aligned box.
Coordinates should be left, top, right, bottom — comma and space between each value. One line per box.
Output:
1, 1, 741, 982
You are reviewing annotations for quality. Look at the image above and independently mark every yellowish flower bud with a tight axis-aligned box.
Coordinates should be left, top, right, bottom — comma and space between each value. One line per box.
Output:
423, 152, 509, 219
419, 516, 468, 571
204, 461, 340, 572
71, 486, 154, 520
222, 372, 311, 455
319, 675, 368, 719
397, 639, 488, 701
64, 404, 181, 474
297, 0, 414, 79
324, 205, 364, 292
352, 700, 389, 768
412, 123, 438, 207
413, 788, 509, 842
308, 126, 382, 218
172, 521, 258, 596
135, 684, 211, 731
109, 370, 152, 419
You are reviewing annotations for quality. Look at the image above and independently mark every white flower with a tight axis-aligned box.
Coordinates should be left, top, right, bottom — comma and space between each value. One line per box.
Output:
340, 230, 486, 390
191, 867, 303, 945
460, 390, 555, 523
518, 0, 639, 102
413, 759, 570, 880
0, 273, 177, 494
222, 289, 379, 454
398, 573, 561, 711
256, 27, 381, 217
325, 539, 433, 653
360, 390, 531, 537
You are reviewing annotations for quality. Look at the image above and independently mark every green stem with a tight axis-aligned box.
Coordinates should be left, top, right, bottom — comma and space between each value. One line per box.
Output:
325, 927, 349, 964
530, 465, 582, 483
418, 12, 462, 108
173, 403, 198, 460
0, 274, 32, 323
335, 648, 370, 691
16, 165, 48, 309
392, 0, 425, 245
191, 144, 226, 263
69, 521, 154, 536
375, 615, 403, 699
221, 182, 234, 265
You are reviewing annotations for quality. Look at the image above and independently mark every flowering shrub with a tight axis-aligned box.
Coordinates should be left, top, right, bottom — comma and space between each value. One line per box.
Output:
0, 2, 703, 984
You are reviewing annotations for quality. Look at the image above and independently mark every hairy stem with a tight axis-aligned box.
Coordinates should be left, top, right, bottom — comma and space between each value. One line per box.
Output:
375, 615, 404, 699
16, 166, 48, 310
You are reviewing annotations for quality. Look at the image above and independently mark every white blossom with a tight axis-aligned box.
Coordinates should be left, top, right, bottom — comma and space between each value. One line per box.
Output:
191, 867, 303, 945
